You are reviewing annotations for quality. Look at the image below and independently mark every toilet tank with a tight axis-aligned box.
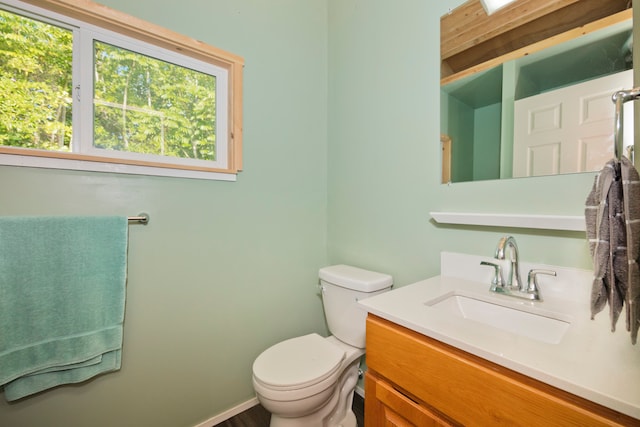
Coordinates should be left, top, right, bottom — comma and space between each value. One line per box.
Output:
319, 265, 393, 348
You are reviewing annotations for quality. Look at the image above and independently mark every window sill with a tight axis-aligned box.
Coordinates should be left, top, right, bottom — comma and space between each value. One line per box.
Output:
0, 153, 237, 181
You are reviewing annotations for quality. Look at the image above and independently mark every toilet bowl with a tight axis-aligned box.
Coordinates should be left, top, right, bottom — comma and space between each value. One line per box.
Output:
253, 334, 363, 426
252, 265, 393, 427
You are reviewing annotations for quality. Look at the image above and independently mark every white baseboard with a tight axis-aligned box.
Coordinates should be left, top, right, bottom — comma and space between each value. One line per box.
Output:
193, 397, 260, 427
194, 388, 364, 427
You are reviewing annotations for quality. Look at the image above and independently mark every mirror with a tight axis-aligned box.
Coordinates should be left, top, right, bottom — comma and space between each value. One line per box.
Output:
440, 1, 633, 183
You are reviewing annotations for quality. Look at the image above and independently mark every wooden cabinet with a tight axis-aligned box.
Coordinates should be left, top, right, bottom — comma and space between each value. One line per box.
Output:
365, 314, 639, 427
365, 370, 454, 427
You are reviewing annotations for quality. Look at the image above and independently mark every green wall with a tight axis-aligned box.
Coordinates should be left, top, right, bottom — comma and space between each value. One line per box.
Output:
1, 0, 602, 426
473, 103, 502, 181
327, 0, 594, 286
0, 1, 329, 426
447, 95, 475, 182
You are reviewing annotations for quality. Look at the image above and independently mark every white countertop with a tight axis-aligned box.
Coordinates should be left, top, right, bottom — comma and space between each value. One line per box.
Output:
358, 252, 640, 419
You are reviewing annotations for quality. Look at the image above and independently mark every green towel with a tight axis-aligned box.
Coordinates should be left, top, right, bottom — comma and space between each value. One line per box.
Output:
0, 216, 128, 401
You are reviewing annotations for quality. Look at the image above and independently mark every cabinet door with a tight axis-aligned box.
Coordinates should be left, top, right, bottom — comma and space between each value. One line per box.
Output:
365, 371, 454, 427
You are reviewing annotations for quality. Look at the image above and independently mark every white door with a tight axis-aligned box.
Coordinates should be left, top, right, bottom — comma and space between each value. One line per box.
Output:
513, 70, 633, 177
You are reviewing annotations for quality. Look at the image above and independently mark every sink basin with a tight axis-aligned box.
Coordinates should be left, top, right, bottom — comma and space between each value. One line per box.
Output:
425, 291, 571, 344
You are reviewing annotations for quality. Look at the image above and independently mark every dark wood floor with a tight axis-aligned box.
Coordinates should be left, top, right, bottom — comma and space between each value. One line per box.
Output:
214, 392, 364, 427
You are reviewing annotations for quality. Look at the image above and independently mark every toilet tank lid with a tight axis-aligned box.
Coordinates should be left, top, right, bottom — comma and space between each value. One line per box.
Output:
319, 264, 393, 292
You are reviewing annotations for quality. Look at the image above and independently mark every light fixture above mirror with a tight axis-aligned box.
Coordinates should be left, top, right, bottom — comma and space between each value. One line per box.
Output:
480, 0, 516, 15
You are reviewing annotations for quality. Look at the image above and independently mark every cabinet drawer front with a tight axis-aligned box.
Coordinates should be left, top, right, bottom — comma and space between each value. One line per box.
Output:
366, 371, 453, 427
366, 315, 635, 427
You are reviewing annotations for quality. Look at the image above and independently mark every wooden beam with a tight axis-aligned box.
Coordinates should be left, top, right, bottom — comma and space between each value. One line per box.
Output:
442, 0, 579, 60
442, 9, 632, 86
441, 0, 630, 80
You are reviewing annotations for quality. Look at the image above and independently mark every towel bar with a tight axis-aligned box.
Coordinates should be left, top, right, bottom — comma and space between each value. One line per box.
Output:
612, 87, 640, 162
127, 213, 149, 225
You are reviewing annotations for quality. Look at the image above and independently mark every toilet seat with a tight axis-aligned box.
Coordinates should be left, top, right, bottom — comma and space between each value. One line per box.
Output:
252, 333, 345, 391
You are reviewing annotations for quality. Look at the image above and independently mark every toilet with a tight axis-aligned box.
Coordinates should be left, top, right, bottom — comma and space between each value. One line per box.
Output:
252, 265, 393, 427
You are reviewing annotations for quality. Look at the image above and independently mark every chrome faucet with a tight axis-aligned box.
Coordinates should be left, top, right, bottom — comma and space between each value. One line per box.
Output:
494, 236, 523, 292
480, 236, 557, 301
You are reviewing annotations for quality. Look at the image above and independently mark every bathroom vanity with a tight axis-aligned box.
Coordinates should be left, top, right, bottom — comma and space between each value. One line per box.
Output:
365, 315, 636, 426
359, 253, 640, 426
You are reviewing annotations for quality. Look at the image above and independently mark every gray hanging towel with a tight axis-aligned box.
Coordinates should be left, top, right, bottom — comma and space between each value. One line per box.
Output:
620, 157, 640, 344
586, 157, 640, 344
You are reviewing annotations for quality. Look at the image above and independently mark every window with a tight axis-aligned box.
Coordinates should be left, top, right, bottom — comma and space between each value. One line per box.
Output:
0, 0, 243, 180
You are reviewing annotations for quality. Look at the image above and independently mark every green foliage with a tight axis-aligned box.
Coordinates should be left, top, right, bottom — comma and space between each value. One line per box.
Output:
0, 10, 72, 150
93, 42, 217, 161
0, 10, 217, 161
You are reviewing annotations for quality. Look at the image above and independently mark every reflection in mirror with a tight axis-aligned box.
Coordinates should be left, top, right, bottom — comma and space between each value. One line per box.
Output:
440, 2, 633, 183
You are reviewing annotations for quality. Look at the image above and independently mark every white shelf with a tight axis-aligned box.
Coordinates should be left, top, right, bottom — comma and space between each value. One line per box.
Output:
430, 212, 586, 231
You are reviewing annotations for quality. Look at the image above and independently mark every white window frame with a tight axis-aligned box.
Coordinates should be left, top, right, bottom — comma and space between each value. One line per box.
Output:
0, 0, 243, 181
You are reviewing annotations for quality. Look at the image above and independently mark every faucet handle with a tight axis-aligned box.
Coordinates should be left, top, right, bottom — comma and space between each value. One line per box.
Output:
480, 261, 505, 291
526, 269, 556, 300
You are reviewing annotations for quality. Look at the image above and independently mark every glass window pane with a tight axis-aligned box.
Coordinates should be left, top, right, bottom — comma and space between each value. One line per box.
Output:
93, 41, 217, 161
0, 10, 73, 151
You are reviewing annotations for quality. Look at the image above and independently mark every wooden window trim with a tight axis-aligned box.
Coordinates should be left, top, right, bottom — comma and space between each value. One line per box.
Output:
6, 0, 244, 175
